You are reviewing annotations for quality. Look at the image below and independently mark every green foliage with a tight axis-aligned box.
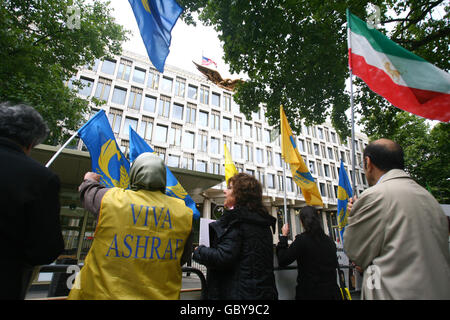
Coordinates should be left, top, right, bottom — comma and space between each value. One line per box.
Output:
0, 0, 129, 144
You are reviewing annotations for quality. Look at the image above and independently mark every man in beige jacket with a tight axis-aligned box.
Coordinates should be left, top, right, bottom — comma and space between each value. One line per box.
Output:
344, 139, 450, 299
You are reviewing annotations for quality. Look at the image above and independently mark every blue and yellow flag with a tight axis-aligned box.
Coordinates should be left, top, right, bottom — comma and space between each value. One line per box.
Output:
280, 106, 323, 206
78, 110, 130, 189
128, 0, 183, 73
224, 143, 238, 184
337, 159, 353, 242
129, 126, 200, 220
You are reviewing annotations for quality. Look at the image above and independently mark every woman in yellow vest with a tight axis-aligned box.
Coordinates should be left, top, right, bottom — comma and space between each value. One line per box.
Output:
68, 152, 193, 300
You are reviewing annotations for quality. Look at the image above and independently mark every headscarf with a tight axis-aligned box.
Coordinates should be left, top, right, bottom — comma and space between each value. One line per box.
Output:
129, 152, 166, 193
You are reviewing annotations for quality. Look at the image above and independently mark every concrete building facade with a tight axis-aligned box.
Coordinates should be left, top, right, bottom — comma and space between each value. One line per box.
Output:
67, 50, 370, 244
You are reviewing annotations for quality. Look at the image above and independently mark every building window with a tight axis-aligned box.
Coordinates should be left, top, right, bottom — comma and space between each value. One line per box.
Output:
318, 127, 324, 140
77, 77, 94, 97
200, 86, 209, 104
234, 117, 242, 137
244, 123, 252, 139
186, 103, 196, 124
123, 117, 138, 137
167, 154, 180, 167
161, 76, 173, 94
198, 130, 208, 152
154, 146, 166, 161
155, 124, 168, 143
287, 176, 293, 192
277, 172, 284, 191
263, 129, 271, 144
211, 92, 220, 107
223, 93, 231, 111
132, 67, 146, 84
257, 168, 265, 187
255, 124, 262, 142
94, 77, 112, 102
314, 143, 320, 156
328, 147, 333, 160
111, 86, 127, 105
211, 110, 220, 130
298, 139, 305, 153
324, 164, 330, 177
188, 84, 198, 100
117, 59, 132, 81
309, 160, 315, 174
172, 103, 184, 121
256, 147, 264, 164
175, 77, 186, 97
184, 131, 195, 149
210, 160, 220, 174
120, 139, 129, 159
197, 160, 207, 172
267, 173, 275, 189
101, 59, 116, 75
107, 108, 122, 134
158, 95, 171, 118
143, 95, 157, 113
233, 142, 243, 160
316, 159, 323, 177
138, 116, 153, 141
168, 123, 182, 146
245, 142, 253, 162
319, 182, 326, 197
266, 147, 273, 166
199, 110, 209, 127
222, 117, 231, 133
147, 69, 160, 90
210, 137, 220, 155
182, 153, 194, 170
275, 152, 282, 167
128, 87, 142, 110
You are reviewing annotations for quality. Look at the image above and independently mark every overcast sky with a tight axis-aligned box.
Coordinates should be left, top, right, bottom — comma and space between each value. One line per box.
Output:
108, 1, 239, 79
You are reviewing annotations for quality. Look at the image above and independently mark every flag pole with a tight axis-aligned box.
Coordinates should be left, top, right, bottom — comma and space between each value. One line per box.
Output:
45, 131, 79, 168
283, 161, 288, 224
347, 9, 357, 193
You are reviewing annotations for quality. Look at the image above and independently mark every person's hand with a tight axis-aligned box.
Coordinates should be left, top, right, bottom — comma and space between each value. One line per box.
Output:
347, 195, 358, 213
281, 223, 290, 237
352, 262, 363, 274
84, 172, 101, 182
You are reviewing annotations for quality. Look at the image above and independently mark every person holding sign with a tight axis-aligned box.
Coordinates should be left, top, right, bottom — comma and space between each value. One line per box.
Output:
193, 173, 277, 299
68, 152, 193, 300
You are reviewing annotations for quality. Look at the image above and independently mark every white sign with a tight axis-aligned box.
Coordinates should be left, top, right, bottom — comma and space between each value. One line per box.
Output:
199, 218, 215, 247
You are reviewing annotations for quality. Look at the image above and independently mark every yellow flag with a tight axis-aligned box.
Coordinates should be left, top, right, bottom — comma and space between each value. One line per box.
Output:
224, 143, 238, 184
280, 106, 324, 206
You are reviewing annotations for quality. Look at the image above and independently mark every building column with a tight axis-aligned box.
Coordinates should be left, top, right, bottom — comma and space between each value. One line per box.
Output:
202, 198, 211, 219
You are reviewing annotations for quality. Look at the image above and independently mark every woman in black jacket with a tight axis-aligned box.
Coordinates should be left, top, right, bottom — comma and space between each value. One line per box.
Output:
276, 206, 341, 300
193, 173, 278, 300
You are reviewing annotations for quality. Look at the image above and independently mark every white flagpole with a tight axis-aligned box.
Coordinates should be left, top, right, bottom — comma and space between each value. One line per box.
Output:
283, 162, 288, 224
348, 10, 357, 193
45, 131, 78, 168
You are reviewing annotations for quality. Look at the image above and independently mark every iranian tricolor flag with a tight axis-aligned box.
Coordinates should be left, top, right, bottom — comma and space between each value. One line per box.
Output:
347, 9, 450, 122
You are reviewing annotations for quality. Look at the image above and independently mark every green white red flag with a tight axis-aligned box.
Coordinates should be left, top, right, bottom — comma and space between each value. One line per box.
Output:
347, 9, 450, 122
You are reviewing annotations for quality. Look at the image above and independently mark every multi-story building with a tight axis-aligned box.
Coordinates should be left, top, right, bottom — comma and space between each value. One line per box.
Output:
67, 50, 369, 244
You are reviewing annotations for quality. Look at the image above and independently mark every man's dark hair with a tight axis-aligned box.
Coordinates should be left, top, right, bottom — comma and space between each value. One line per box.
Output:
363, 139, 404, 172
0, 101, 49, 148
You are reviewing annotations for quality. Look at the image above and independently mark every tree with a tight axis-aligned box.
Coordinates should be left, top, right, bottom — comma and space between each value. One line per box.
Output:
0, 0, 129, 144
178, 0, 449, 139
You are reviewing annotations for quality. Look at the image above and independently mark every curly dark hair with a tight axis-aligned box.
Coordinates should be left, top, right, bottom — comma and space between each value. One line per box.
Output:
228, 173, 268, 215
0, 101, 49, 148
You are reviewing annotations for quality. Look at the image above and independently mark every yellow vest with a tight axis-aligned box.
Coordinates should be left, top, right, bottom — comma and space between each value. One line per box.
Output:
68, 187, 193, 300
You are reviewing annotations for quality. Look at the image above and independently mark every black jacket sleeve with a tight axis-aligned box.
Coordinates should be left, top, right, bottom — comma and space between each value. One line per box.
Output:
193, 227, 241, 270
24, 173, 64, 266
276, 234, 303, 267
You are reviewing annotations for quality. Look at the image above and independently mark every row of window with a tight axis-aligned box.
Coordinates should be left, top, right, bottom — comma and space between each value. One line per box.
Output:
84, 58, 234, 110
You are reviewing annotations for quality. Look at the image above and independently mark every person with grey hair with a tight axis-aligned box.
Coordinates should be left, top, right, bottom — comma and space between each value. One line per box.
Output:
0, 101, 64, 299
68, 152, 194, 299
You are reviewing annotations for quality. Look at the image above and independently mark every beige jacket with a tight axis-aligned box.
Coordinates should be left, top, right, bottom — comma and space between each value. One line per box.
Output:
344, 169, 450, 299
